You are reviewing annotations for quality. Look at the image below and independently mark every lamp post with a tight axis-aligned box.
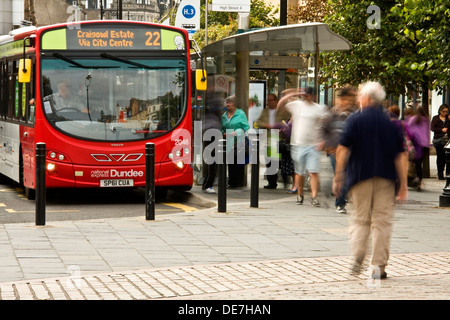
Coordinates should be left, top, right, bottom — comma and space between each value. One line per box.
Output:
280, 0, 287, 26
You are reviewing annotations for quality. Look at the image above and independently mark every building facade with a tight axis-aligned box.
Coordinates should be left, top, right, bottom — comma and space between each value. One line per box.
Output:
0, 0, 25, 35
0, 0, 162, 35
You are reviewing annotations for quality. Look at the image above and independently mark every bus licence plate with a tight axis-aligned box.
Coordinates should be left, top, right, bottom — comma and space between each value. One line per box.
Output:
100, 179, 134, 187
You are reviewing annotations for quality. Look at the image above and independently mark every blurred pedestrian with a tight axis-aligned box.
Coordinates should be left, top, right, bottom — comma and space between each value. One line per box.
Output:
333, 81, 407, 279
255, 93, 290, 189
278, 87, 327, 207
387, 104, 400, 120
431, 104, 449, 180
321, 86, 356, 213
406, 107, 430, 190
279, 116, 298, 192
221, 95, 250, 188
202, 92, 223, 194
387, 105, 410, 190
404, 105, 415, 121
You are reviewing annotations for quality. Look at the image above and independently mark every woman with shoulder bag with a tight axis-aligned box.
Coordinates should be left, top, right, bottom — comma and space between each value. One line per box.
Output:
431, 104, 449, 180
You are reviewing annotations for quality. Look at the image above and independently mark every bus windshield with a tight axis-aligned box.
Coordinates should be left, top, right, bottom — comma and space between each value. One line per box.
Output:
41, 54, 186, 141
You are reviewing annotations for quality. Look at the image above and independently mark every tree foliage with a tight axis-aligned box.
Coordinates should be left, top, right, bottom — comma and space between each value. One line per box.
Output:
321, 1, 410, 96
321, 0, 450, 98
392, 0, 450, 90
288, 0, 330, 23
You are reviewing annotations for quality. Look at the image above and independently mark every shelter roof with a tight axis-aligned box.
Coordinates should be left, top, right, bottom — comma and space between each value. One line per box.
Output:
202, 22, 352, 56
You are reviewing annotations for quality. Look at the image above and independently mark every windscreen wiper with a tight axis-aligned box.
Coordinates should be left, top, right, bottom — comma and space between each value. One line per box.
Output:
100, 53, 158, 69
53, 53, 89, 68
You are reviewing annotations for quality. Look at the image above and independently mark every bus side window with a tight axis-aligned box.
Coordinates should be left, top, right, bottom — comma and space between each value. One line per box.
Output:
7, 61, 15, 120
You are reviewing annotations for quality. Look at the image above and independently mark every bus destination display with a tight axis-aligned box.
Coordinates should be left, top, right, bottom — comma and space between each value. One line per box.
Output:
41, 25, 185, 51
68, 28, 161, 49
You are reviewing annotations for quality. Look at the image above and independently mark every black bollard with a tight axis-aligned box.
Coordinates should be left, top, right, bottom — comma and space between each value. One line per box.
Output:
218, 139, 227, 213
250, 132, 259, 208
145, 143, 155, 220
439, 142, 450, 206
35, 142, 46, 226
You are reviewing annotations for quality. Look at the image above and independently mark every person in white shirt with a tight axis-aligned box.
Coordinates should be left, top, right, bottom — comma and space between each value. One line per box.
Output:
255, 94, 290, 189
278, 87, 327, 207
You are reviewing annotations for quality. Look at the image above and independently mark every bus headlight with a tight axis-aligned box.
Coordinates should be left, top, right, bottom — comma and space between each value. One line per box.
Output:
175, 161, 184, 169
47, 163, 56, 172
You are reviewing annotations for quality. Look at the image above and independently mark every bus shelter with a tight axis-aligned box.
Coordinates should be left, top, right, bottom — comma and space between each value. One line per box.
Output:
194, 22, 351, 186
200, 22, 352, 116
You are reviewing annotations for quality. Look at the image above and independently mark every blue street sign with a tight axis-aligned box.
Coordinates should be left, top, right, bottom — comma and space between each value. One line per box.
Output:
182, 5, 196, 19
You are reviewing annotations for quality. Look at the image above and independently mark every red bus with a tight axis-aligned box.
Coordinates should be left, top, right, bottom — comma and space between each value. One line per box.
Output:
0, 21, 201, 199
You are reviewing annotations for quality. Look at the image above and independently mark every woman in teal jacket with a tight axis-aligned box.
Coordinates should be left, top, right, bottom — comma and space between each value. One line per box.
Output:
221, 95, 250, 188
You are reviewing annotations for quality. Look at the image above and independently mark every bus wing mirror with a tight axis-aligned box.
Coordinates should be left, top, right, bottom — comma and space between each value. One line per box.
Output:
195, 69, 207, 91
19, 59, 32, 83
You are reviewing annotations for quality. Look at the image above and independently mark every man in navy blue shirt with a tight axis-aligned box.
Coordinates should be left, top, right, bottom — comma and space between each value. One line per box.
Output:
333, 81, 407, 279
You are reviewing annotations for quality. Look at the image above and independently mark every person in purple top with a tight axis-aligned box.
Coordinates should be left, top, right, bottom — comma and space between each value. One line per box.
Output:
406, 107, 430, 190
333, 81, 408, 280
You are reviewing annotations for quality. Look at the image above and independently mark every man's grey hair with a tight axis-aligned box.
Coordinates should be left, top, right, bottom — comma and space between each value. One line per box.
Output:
358, 81, 386, 103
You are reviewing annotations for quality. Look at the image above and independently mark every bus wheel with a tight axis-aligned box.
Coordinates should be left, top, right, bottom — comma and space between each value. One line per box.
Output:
25, 187, 36, 200
0, 173, 10, 185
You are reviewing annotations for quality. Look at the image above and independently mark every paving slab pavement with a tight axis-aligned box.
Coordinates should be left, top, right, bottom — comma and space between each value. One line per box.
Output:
0, 155, 449, 301
1, 252, 449, 300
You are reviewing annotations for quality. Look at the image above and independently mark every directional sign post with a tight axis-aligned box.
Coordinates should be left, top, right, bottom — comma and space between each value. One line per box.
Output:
211, 0, 251, 12
207, 0, 250, 44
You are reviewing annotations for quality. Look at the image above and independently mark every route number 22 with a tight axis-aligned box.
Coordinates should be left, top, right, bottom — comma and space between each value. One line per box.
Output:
145, 31, 161, 47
